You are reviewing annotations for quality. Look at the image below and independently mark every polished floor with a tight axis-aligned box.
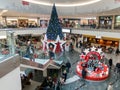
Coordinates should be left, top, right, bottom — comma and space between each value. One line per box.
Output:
23, 80, 41, 90
24, 48, 120, 90
61, 49, 120, 90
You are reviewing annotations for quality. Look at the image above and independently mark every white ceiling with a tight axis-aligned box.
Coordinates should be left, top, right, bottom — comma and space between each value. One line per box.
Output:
28, 0, 101, 7
35, 0, 93, 4
0, 0, 120, 18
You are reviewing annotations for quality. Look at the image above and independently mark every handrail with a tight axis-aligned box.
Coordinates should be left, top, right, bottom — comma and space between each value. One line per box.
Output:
20, 58, 62, 71
20, 58, 45, 69
0, 27, 120, 40
72, 28, 120, 33
50, 60, 63, 68
0, 54, 63, 78
0, 27, 120, 32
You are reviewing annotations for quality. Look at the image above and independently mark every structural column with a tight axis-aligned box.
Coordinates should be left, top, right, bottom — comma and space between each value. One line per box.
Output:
112, 15, 115, 30
7, 31, 15, 55
119, 40, 120, 50
2, 16, 7, 27
96, 16, 99, 28
37, 17, 40, 27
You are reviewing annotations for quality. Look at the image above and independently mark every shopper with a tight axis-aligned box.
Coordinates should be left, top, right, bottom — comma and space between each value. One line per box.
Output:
109, 58, 113, 69
82, 67, 87, 79
66, 61, 71, 73
69, 43, 74, 53
48, 50, 54, 60
107, 82, 113, 90
26, 40, 35, 61
115, 48, 119, 56
62, 70, 67, 82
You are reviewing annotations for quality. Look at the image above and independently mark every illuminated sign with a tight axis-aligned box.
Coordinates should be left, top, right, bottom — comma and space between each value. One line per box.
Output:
62, 29, 71, 33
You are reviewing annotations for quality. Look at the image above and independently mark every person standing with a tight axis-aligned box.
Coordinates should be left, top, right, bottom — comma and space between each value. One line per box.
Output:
26, 41, 35, 61
66, 61, 71, 73
107, 82, 113, 90
109, 58, 113, 69
69, 43, 74, 53
62, 70, 67, 82
116, 48, 119, 56
48, 50, 54, 60
82, 67, 87, 79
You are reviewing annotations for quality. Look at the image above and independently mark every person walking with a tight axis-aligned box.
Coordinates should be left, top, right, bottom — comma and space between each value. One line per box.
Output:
69, 43, 74, 53
82, 67, 87, 79
109, 58, 113, 69
107, 82, 113, 90
26, 40, 35, 61
116, 48, 119, 56
62, 70, 67, 82
66, 61, 71, 73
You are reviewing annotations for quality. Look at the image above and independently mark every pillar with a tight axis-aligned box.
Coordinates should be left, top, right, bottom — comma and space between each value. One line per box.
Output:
7, 31, 15, 55
2, 16, 7, 27
43, 69, 47, 77
37, 17, 40, 26
119, 40, 120, 50
112, 15, 115, 30
96, 16, 99, 28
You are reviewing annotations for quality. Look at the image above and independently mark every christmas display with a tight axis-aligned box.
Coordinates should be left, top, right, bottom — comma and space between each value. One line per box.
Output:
76, 47, 109, 81
47, 4, 63, 41
42, 4, 66, 57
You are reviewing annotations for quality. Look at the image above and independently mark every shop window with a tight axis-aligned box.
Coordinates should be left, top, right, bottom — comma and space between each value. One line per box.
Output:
99, 16, 112, 29
115, 15, 120, 29
28, 20, 37, 28
18, 19, 28, 27
7, 20, 17, 28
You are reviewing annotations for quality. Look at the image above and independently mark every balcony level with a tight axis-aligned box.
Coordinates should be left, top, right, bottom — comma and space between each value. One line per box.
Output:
0, 28, 120, 40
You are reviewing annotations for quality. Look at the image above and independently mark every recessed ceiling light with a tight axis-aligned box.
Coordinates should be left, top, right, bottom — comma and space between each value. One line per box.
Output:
23, 0, 101, 7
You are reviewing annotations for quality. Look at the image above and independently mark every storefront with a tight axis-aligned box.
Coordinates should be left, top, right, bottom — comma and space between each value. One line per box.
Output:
6, 17, 38, 28
40, 17, 49, 28
62, 18, 80, 28
114, 15, 120, 29
80, 17, 97, 28
0, 16, 6, 28
18, 19, 28, 27
83, 36, 119, 47
28, 18, 38, 28
99, 16, 113, 29
6, 17, 18, 28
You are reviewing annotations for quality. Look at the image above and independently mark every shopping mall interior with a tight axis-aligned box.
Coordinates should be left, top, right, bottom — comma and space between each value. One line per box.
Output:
0, 0, 120, 90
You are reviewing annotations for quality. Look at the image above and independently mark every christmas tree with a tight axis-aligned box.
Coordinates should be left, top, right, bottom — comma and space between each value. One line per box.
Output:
47, 4, 63, 41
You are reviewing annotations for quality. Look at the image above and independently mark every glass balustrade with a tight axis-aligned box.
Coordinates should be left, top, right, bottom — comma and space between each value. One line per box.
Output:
15, 37, 66, 67
0, 43, 15, 62
0, 31, 16, 63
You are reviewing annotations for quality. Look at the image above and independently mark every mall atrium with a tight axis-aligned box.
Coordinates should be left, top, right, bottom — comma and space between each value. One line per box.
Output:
0, 0, 120, 90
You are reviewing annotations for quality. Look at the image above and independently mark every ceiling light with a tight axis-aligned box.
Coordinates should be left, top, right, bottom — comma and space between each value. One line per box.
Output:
2, 10, 8, 13
0, 36, 7, 39
0, 10, 8, 15
23, 0, 101, 7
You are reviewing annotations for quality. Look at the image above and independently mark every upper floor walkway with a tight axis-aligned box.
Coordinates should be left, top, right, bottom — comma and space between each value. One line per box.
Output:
0, 27, 120, 39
